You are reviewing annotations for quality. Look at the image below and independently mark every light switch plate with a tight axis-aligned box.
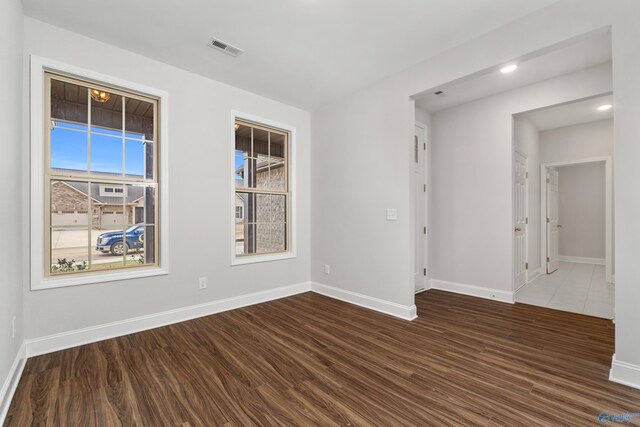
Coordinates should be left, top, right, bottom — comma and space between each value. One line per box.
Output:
386, 208, 398, 221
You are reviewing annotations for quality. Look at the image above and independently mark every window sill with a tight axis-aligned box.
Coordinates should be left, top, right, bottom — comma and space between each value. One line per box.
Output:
31, 266, 169, 291
232, 252, 296, 266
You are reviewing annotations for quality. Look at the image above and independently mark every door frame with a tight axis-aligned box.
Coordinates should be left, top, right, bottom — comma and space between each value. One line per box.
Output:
513, 150, 529, 291
414, 121, 428, 293
540, 157, 613, 283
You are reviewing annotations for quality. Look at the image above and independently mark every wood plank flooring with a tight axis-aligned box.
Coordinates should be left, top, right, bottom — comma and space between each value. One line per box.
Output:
5, 290, 640, 426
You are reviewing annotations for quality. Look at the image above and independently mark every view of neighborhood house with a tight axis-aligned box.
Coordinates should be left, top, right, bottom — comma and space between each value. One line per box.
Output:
234, 122, 288, 255
48, 77, 157, 273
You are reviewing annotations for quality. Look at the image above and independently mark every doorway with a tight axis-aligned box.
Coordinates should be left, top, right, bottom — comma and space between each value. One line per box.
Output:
414, 122, 427, 293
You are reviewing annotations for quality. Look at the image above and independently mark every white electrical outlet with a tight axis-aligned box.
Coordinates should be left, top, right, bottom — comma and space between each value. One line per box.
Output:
198, 277, 207, 290
386, 208, 398, 221
324, 264, 330, 275
11, 316, 16, 339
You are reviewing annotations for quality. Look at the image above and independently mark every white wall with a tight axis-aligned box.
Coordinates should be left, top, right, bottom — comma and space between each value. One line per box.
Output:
311, 0, 640, 379
0, 0, 24, 409
22, 18, 311, 339
540, 119, 613, 163
514, 118, 541, 274
558, 162, 606, 259
429, 64, 610, 293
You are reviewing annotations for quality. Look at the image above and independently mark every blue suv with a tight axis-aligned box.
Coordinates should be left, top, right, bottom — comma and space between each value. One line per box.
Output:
96, 225, 145, 255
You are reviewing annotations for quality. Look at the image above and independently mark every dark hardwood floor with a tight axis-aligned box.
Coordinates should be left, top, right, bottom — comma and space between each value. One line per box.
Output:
5, 290, 640, 426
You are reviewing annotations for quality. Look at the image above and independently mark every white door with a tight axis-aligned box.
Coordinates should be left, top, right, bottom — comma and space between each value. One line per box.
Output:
514, 152, 528, 290
546, 168, 560, 274
414, 124, 426, 292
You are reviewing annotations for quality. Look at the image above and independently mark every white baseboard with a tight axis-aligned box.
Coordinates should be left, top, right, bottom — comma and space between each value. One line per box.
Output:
609, 353, 640, 390
25, 282, 311, 357
310, 282, 417, 321
430, 279, 514, 303
0, 342, 26, 425
559, 256, 605, 265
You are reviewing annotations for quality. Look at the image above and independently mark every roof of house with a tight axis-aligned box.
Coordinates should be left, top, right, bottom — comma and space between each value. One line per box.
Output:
57, 181, 146, 205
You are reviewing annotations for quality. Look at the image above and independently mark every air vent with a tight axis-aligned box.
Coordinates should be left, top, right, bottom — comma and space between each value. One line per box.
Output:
208, 37, 243, 58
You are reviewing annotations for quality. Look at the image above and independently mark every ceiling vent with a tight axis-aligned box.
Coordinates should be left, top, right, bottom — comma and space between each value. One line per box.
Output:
208, 38, 243, 58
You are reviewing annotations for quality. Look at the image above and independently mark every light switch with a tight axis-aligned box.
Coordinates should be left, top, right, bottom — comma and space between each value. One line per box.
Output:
386, 208, 398, 221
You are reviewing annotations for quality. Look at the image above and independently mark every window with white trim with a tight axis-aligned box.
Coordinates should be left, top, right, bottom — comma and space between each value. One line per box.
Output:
45, 72, 159, 276
234, 120, 289, 257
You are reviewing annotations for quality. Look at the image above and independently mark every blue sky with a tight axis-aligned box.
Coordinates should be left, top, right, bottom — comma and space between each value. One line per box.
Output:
51, 122, 145, 176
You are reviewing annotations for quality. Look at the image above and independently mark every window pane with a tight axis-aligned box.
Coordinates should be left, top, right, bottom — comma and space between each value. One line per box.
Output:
255, 194, 271, 223
235, 124, 254, 187
125, 139, 145, 178
50, 227, 89, 274
125, 98, 154, 141
92, 226, 125, 270
50, 180, 89, 225
143, 225, 155, 264
271, 195, 287, 223
270, 133, 286, 191
125, 184, 155, 225
94, 183, 125, 227
91, 134, 123, 175
256, 224, 285, 254
50, 79, 88, 124
50, 125, 88, 173
91, 89, 123, 133
145, 141, 155, 180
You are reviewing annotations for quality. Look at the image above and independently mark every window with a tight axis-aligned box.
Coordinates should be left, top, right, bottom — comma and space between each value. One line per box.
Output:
45, 72, 159, 277
234, 119, 290, 259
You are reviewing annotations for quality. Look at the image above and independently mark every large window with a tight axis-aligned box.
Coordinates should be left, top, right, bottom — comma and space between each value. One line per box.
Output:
234, 120, 289, 258
45, 73, 159, 276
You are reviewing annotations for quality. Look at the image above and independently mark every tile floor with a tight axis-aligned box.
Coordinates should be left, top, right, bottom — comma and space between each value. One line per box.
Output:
515, 262, 614, 319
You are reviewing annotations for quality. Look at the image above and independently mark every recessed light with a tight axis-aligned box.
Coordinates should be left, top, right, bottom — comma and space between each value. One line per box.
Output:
500, 64, 518, 74
597, 104, 613, 111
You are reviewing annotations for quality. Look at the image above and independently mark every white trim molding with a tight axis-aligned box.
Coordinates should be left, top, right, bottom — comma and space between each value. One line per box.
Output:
430, 279, 514, 303
29, 55, 170, 290
25, 282, 310, 357
311, 282, 417, 321
558, 256, 605, 265
0, 343, 26, 425
610, 354, 640, 390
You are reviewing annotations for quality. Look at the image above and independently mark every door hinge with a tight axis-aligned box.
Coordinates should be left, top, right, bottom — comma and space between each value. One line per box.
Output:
547, 217, 550, 223
423, 226, 427, 234
423, 184, 427, 192
547, 257, 550, 262
525, 217, 528, 224
525, 262, 528, 270
423, 268, 427, 276
423, 142, 426, 150
526, 172, 528, 179
546, 178, 550, 183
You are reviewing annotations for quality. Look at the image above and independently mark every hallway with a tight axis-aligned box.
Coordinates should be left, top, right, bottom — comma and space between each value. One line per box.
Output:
516, 262, 614, 319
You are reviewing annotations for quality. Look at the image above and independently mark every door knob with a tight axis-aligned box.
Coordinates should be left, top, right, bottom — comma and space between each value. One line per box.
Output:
515, 227, 522, 232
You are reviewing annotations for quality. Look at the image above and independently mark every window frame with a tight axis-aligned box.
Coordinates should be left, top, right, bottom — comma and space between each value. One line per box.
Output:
30, 56, 170, 290
230, 111, 296, 265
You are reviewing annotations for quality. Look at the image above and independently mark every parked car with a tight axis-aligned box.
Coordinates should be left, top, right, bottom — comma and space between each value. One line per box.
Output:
96, 225, 145, 255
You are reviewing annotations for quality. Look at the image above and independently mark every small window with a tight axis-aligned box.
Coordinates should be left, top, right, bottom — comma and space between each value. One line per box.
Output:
234, 120, 289, 258
45, 73, 159, 276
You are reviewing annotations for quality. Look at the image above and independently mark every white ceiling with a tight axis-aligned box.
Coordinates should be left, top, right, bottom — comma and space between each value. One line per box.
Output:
517, 94, 613, 131
415, 31, 611, 113
22, 0, 559, 111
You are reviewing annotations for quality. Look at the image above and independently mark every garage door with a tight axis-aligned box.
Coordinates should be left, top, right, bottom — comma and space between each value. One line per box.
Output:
52, 212, 89, 226
101, 213, 125, 226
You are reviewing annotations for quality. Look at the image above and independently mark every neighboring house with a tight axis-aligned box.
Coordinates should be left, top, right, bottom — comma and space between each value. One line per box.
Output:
51, 180, 146, 228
